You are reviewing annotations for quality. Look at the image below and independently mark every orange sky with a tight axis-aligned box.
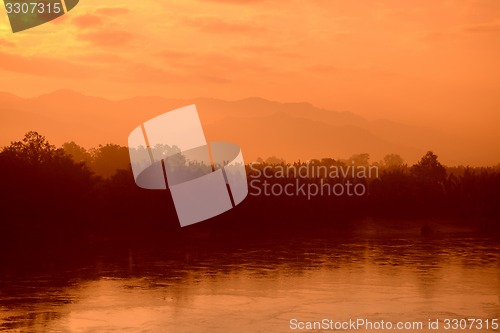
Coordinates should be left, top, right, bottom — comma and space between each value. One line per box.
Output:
1, 0, 499, 141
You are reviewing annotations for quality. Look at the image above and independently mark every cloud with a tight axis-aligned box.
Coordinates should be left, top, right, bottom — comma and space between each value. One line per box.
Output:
68, 6, 134, 47
199, 0, 265, 3
158, 50, 194, 59
183, 16, 265, 34
463, 22, 500, 33
72, 14, 103, 29
423, 20, 500, 42
236, 45, 302, 58
77, 30, 133, 47
110, 62, 232, 86
127, 63, 185, 84
0, 51, 91, 78
0, 39, 15, 48
71, 53, 125, 64
422, 31, 456, 42
95, 7, 131, 16
158, 51, 270, 76
307, 64, 342, 74
199, 75, 231, 84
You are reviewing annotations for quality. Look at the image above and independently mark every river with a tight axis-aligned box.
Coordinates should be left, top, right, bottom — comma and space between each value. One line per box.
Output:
0, 230, 498, 332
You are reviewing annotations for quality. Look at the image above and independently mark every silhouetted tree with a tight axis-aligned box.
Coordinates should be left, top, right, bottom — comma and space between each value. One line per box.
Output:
383, 154, 404, 169
2, 131, 60, 165
90, 144, 130, 178
0, 132, 95, 241
265, 156, 285, 164
411, 151, 446, 183
62, 141, 92, 165
349, 153, 370, 166
1, 131, 499, 248
320, 158, 336, 167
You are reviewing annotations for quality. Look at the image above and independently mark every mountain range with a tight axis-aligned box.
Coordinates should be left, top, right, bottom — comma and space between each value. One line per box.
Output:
0, 89, 496, 166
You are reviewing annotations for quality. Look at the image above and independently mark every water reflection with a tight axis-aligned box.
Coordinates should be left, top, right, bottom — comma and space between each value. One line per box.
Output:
0, 235, 498, 332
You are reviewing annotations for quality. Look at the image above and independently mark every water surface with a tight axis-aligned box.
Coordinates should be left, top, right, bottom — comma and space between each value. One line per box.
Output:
0, 233, 498, 332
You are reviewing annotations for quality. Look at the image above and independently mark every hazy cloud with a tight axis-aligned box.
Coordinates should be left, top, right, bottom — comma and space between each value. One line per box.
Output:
199, 0, 266, 3
72, 14, 103, 29
77, 30, 133, 47
95, 7, 131, 16
71, 53, 125, 64
0, 51, 91, 78
183, 16, 265, 35
463, 21, 500, 33
0, 39, 15, 48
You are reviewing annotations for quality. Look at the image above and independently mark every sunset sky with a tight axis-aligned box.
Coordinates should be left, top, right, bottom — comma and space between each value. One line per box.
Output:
1, 0, 499, 141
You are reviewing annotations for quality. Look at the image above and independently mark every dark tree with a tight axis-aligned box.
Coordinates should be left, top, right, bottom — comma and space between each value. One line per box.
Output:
90, 144, 130, 178
0, 132, 96, 242
411, 151, 446, 183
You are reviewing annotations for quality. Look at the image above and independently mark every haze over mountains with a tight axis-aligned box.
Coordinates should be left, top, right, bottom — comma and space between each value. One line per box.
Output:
0, 90, 497, 166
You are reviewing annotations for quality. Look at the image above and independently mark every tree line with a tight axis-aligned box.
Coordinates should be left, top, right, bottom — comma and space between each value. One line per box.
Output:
0, 132, 498, 247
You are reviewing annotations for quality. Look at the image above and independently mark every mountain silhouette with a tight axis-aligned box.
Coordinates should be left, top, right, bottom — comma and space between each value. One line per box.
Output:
0, 90, 495, 165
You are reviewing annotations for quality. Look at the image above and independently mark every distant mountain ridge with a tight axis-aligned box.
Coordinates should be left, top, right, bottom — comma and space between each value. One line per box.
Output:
0, 90, 495, 166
